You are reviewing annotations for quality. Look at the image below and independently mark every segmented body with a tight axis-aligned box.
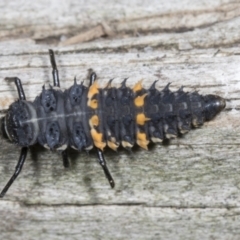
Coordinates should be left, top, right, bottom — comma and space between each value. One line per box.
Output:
0, 49, 226, 198
5, 79, 224, 152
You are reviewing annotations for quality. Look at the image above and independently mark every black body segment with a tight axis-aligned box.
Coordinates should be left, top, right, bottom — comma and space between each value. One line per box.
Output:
117, 81, 136, 149
88, 71, 115, 188
203, 94, 226, 121
65, 81, 93, 151
34, 87, 68, 150
5, 101, 34, 146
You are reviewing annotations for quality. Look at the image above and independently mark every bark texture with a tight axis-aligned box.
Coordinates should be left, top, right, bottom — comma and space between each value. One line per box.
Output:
0, 1, 240, 240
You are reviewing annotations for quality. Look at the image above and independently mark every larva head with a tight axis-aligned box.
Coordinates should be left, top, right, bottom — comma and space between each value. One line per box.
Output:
1, 100, 38, 147
203, 95, 226, 121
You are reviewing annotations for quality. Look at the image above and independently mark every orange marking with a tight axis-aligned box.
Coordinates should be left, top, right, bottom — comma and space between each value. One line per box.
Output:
133, 80, 143, 93
95, 142, 106, 151
134, 93, 148, 107
137, 140, 149, 150
137, 132, 147, 141
88, 99, 98, 109
89, 115, 99, 128
137, 132, 149, 150
88, 81, 99, 99
136, 113, 150, 125
90, 129, 106, 151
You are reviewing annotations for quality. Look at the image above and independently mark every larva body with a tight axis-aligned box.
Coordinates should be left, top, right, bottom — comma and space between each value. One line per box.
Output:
4, 80, 225, 152
0, 50, 226, 197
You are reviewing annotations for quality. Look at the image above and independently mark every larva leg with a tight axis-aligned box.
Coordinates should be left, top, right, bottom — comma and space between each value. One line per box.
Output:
97, 150, 115, 188
49, 49, 60, 87
89, 71, 115, 188
49, 49, 69, 167
0, 147, 28, 198
62, 149, 70, 168
5, 77, 26, 100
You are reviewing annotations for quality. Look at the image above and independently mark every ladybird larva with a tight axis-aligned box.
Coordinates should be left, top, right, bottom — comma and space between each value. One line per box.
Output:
0, 49, 226, 197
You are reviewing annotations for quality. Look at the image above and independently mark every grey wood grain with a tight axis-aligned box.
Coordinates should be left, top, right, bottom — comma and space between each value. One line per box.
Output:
0, 1, 240, 239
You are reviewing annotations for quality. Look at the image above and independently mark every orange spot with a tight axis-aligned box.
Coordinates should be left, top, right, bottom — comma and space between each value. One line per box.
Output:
134, 93, 148, 107
137, 132, 147, 141
137, 140, 149, 150
89, 115, 99, 128
136, 113, 150, 125
137, 132, 149, 150
88, 99, 98, 109
107, 141, 118, 151
91, 129, 102, 142
90, 129, 106, 151
133, 80, 143, 93
95, 142, 106, 151
88, 81, 99, 99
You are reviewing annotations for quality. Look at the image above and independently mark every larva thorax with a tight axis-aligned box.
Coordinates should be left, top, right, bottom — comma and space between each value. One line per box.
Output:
1, 78, 226, 152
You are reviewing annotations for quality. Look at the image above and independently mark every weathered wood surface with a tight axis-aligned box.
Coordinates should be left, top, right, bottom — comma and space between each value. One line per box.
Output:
0, 1, 240, 239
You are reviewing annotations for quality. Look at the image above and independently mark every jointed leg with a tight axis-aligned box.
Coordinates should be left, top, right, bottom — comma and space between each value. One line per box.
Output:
5, 77, 26, 100
89, 71, 115, 188
62, 150, 70, 168
0, 147, 28, 198
49, 49, 60, 87
89, 70, 97, 85
97, 150, 115, 188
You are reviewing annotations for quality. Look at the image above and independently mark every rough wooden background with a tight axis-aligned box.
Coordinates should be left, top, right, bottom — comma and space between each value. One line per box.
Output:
0, 1, 240, 239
